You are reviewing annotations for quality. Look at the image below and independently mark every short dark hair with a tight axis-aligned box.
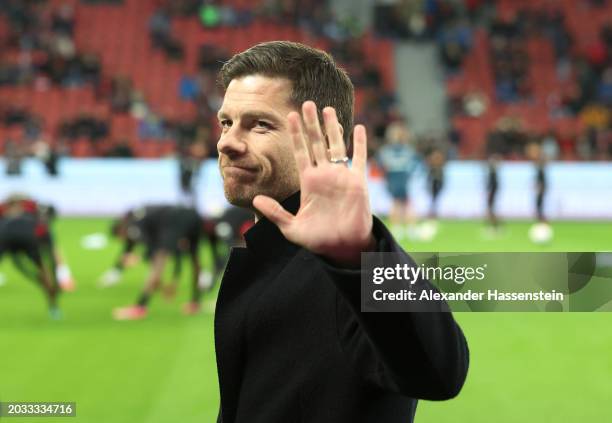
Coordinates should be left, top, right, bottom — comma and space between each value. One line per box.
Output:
218, 41, 354, 145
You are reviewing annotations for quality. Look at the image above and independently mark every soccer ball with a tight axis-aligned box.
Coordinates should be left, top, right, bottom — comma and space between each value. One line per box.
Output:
198, 271, 214, 290
418, 220, 439, 242
215, 222, 233, 239
528, 223, 554, 244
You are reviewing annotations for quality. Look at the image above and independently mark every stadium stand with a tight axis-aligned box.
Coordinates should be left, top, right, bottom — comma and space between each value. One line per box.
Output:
2, 0, 610, 161
0, 0, 396, 158
442, 0, 612, 159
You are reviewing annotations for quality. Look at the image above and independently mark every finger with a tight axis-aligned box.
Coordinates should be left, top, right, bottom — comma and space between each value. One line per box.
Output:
302, 101, 328, 165
252, 195, 294, 230
323, 107, 347, 162
351, 124, 368, 175
287, 112, 311, 172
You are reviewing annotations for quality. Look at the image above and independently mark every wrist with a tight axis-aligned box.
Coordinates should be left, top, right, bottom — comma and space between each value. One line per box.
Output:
324, 232, 377, 269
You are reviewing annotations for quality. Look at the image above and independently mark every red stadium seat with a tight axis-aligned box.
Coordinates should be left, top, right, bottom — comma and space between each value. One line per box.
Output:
1, 0, 396, 157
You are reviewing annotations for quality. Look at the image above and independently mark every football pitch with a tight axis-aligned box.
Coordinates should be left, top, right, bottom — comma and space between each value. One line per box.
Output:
0, 218, 611, 422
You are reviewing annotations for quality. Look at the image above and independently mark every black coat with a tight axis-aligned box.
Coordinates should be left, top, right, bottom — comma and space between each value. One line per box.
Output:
214, 193, 469, 422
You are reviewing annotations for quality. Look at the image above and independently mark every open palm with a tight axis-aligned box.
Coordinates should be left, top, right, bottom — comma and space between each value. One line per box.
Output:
253, 101, 374, 266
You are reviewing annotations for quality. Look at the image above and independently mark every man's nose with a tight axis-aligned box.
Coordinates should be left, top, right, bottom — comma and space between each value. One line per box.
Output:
217, 126, 247, 157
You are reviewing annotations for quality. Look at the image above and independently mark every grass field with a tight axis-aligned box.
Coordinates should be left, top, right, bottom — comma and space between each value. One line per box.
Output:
1, 218, 611, 423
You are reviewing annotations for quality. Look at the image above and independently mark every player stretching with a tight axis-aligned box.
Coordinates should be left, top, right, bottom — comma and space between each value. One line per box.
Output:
0, 195, 69, 318
108, 205, 212, 320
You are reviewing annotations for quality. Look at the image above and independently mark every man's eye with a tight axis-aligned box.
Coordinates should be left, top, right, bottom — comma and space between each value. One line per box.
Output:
220, 120, 232, 129
255, 121, 272, 130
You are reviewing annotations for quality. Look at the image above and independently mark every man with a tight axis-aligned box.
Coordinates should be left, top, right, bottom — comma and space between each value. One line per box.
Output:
214, 41, 469, 422
532, 145, 548, 223
0, 195, 65, 318
526, 143, 553, 244
427, 147, 445, 219
420, 146, 446, 241
177, 136, 207, 207
376, 120, 420, 240
110, 205, 212, 320
485, 153, 501, 233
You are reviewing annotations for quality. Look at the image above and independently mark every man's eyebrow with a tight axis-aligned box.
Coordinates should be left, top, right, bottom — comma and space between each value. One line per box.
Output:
217, 110, 283, 123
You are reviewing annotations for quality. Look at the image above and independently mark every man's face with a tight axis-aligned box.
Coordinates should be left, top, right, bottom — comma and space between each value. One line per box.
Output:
217, 75, 300, 208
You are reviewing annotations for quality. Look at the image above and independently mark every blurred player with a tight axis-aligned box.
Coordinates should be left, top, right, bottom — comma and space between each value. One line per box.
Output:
526, 143, 553, 244
211, 206, 254, 248
0, 194, 72, 318
108, 205, 213, 320
485, 154, 501, 233
177, 139, 207, 207
419, 147, 446, 241
376, 120, 420, 239
187, 206, 254, 295
427, 148, 445, 219
534, 149, 548, 223
101, 206, 226, 290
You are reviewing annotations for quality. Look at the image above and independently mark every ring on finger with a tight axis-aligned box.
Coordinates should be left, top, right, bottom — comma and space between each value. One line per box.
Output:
330, 156, 349, 165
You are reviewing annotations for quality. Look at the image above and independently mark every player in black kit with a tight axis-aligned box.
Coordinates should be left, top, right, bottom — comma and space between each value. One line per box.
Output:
109, 205, 214, 320
427, 148, 445, 219
0, 195, 61, 318
535, 157, 547, 222
524, 143, 548, 222
526, 143, 553, 243
486, 154, 501, 231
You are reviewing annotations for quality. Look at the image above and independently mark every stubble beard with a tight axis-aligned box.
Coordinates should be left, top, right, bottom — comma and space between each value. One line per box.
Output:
223, 183, 258, 208
223, 168, 299, 210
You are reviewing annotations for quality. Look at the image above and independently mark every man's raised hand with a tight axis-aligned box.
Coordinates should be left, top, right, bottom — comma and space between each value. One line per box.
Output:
253, 101, 374, 266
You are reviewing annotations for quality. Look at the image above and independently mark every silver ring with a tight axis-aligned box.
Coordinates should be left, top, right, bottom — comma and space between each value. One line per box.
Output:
330, 156, 349, 165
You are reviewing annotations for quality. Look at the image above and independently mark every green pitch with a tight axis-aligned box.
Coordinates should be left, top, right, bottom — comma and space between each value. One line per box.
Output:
0, 219, 611, 422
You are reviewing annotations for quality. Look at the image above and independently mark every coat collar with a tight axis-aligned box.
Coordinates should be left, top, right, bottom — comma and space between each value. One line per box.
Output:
243, 191, 301, 257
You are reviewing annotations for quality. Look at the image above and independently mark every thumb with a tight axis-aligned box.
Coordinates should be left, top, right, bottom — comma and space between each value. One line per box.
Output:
252, 195, 294, 231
